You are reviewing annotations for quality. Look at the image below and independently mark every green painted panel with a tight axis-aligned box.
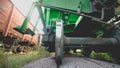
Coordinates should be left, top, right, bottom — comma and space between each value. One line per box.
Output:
45, 9, 62, 25
42, 0, 93, 13
42, 0, 91, 33
44, 8, 81, 33
68, 14, 78, 24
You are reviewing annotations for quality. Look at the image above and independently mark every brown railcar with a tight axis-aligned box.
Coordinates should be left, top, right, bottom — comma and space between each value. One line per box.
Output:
8, 7, 24, 39
0, 0, 39, 51
0, 0, 13, 36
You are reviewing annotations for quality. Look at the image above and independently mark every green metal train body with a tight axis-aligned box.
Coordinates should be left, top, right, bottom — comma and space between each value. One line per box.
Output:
43, 0, 93, 33
15, 0, 120, 66
41, 0, 117, 37
39, 0, 120, 65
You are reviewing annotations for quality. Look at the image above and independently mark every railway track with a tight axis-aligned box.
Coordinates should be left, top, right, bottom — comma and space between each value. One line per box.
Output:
22, 56, 120, 68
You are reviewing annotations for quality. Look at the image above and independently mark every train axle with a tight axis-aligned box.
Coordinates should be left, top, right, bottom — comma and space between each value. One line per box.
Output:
42, 20, 120, 65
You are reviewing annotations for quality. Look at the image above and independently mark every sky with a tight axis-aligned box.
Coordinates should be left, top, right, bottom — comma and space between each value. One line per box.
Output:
11, 0, 43, 33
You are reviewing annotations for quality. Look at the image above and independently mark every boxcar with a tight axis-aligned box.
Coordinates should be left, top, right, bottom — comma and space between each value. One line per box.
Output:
0, 0, 39, 51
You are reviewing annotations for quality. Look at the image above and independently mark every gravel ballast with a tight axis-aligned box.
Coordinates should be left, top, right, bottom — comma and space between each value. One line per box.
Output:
22, 56, 120, 68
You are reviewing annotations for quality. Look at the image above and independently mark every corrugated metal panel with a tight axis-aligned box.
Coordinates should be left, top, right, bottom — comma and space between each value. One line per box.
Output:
0, 0, 13, 32
0, 0, 39, 44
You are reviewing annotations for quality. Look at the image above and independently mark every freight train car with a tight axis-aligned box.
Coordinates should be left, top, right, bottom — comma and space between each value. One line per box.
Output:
29, 0, 120, 65
0, 0, 13, 38
0, 0, 39, 52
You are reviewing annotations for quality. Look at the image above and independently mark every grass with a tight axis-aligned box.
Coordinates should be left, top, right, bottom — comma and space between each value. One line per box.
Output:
90, 51, 115, 63
0, 48, 8, 68
0, 45, 50, 68
67, 50, 116, 63
0, 46, 117, 68
69, 49, 116, 63
0, 42, 8, 68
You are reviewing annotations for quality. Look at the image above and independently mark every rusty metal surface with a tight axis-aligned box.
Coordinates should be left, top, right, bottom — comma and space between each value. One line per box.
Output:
0, 0, 38, 44
0, 0, 13, 33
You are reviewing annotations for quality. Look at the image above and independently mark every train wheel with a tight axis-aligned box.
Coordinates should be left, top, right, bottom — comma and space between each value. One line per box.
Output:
55, 20, 63, 65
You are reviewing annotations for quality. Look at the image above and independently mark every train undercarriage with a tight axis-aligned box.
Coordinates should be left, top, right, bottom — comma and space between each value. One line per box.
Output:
35, 0, 120, 66
42, 20, 120, 65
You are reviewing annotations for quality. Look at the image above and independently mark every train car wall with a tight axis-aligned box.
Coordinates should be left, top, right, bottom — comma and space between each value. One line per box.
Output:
0, 0, 39, 52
